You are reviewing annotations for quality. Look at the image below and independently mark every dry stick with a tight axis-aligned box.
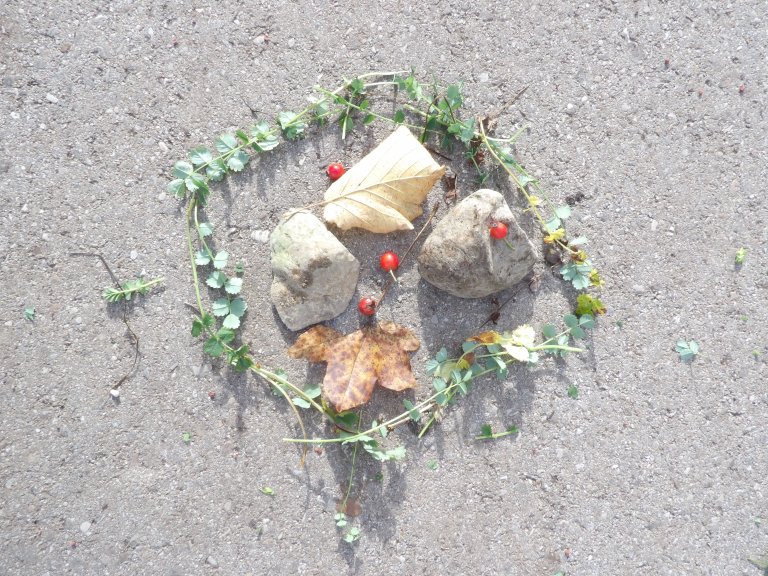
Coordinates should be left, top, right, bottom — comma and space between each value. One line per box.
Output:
70, 252, 139, 395
375, 201, 440, 309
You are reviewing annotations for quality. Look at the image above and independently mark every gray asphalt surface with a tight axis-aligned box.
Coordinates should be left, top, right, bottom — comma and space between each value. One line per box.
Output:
2, 1, 767, 575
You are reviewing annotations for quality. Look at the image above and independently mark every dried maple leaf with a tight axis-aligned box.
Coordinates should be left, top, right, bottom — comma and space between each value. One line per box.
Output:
323, 126, 446, 233
287, 321, 420, 412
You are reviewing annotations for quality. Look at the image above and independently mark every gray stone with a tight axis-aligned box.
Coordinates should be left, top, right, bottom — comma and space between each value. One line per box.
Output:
417, 189, 536, 298
270, 211, 359, 330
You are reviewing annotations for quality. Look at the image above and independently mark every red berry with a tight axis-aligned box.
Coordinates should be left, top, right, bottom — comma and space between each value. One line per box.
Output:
738, 83, 745, 94
327, 162, 345, 180
208, 391, 216, 400
489, 222, 508, 239
379, 251, 399, 272
357, 297, 376, 316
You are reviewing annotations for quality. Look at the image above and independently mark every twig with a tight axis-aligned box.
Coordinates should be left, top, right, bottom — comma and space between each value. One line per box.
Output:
376, 202, 440, 308
69, 252, 140, 396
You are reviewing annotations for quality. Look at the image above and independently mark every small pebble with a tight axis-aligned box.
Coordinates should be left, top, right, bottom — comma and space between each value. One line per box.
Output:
130, 250, 138, 260
45, 93, 59, 104
80, 521, 91, 533
157, 192, 166, 201
632, 284, 646, 294
21, 203, 29, 213
110, 389, 120, 399
206, 556, 218, 568
287, 38, 295, 48
478, 72, 489, 82
250, 230, 269, 243
158, 141, 169, 153
565, 103, 576, 115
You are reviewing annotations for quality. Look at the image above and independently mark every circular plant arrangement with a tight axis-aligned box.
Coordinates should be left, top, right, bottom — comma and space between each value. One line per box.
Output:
168, 71, 606, 540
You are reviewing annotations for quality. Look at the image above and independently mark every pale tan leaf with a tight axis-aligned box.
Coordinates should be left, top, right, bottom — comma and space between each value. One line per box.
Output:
323, 126, 446, 233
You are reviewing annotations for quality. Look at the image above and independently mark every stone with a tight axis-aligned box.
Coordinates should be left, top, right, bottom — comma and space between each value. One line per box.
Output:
417, 189, 536, 298
270, 211, 359, 330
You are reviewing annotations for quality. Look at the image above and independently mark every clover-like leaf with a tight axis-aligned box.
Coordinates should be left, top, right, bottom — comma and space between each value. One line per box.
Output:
189, 145, 213, 166
206, 271, 226, 289
215, 133, 238, 153
168, 179, 187, 198
288, 321, 420, 412
212, 298, 230, 317
676, 340, 700, 362
198, 222, 213, 237
194, 250, 211, 266
323, 126, 446, 233
222, 314, 241, 329
227, 150, 250, 172
229, 298, 247, 317
173, 160, 194, 180
213, 251, 229, 270
206, 158, 227, 182
224, 277, 242, 295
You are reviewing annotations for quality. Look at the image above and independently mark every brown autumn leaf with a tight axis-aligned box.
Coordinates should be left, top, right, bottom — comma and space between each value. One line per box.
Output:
323, 126, 446, 233
287, 321, 421, 412
469, 330, 503, 345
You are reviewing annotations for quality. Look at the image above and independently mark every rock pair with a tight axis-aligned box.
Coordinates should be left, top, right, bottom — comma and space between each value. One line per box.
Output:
270, 189, 536, 331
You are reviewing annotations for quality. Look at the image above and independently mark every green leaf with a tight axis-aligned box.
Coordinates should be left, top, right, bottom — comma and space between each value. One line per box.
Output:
479, 424, 493, 438
393, 109, 406, 124
575, 294, 606, 316
516, 173, 537, 187
173, 160, 194, 179
292, 397, 310, 409
168, 178, 187, 198
735, 247, 747, 265
569, 235, 589, 246
570, 326, 586, 340
303, 383, 321, 399
206, 158, 227, 181
23, 306, 35, 321
579, 314, 596, 329
259, 487, 275, 496
426, 459, 439, 471
198, 222, 213, 237
191, 317, 205, 337
567, 385, 579, 399
188, 145, 213, 166
542, 324, 558, 340
217, 327, 235, 343
206, 271, 226, 289
213, 251, 229, 270
203, 336, 224, 357
563, 314, 578, 328
676, 340, 700, 362
182, 432, 191, 444
229, 298, 247, 317
446, 84, 463, 109
227, 150, 250, 172
222, 314, 241, 329
194, 250, 211, 266
215, 133, 238, 153
277, 111, 306, 140
403, 399, 421, 422
545, 217, 562, 233
212, 298, 230, 317
225, 277, 243, 295
435, 348, 448, 363
560, 261, 593, 290
363, 113, 376, 125
554, 205, 572, 220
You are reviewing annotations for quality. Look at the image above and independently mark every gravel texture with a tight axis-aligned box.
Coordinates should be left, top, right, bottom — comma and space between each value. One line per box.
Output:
1, 1, 766, 575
